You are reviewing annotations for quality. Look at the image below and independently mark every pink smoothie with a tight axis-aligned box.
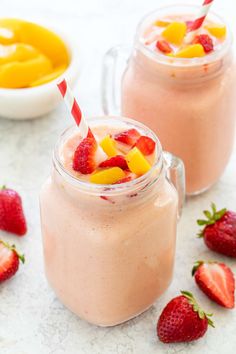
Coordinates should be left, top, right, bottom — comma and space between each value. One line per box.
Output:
40, 118, 178, 326
121, 6, 236, 194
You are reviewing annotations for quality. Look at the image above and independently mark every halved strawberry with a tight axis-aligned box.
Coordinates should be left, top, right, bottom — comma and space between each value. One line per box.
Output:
192, 261, 235, 309
73, 137, 97, 174
134, 136, 156, 155
99, 155, 128, 170
114, 129, 141, 146
192, 34, 213, 53
0, 240, 25, 283
156, 40, 173, 54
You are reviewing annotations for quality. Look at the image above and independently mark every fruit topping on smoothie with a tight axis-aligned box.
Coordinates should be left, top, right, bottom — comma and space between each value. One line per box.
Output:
73, 136, 98, 174
114, 128, 141, 146
125, 147, 151, 175
143, 16, 226, 58
192, 34, 214, 53
162, 22, 187, 45
135, 136, 156, 155
192, 260, 235, 309
156, 40, 173, 54
71, 128, 156, 184
157, 291, 214, 343
205, 24, 226, 38
90, 167, 125, 184
100, 135, 118, 157
175, 44, 205, 58
99, 155, 128, 170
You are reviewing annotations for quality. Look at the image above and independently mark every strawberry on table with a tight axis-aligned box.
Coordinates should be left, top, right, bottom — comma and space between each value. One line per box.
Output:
134, 136, 156, 155
192, 261, 235, 309
0, 240, 25, 283
0, 186, 27, 236
73, 137, 97, 174
157, 291, 214, 343
99, 155, 128, 170
197, 203, 236, 257
114, 129, 141, 146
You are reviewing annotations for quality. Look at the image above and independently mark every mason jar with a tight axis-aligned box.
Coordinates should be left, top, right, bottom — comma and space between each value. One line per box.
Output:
40, 116, 185, 326
102, 4, 236, 195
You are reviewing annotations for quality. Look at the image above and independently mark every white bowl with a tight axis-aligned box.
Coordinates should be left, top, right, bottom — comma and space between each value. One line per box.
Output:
0, 26, 79, 120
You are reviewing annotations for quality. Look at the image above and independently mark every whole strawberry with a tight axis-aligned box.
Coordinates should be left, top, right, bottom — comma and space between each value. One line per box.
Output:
197, 203, 236, 257
192, 261, 235, 309
0, 186, 27, 236
0, 240, 25, 282
157, 291, 214, 343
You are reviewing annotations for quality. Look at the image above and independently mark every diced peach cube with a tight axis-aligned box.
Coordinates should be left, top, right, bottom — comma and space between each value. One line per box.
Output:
90, 167, 125, 184
100, 135, 117, 157
205, 24, 226, 39
175, 44, 205, 58
162, 22, 187, 45
125, 147, 151, 176
154, 20, 171, 28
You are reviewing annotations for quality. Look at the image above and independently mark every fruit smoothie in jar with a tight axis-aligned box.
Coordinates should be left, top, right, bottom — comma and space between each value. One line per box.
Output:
40, 116, 185, 326
103, 5, 236, 195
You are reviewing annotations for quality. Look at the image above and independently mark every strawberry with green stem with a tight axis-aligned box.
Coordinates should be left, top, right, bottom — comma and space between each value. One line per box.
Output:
157, 290, 214, 343
0, 240, 25, 283
197, 203, 236, 257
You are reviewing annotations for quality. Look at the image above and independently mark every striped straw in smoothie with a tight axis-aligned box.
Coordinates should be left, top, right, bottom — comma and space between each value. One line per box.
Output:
185, 0, 214, 43
57, 78, 94, 140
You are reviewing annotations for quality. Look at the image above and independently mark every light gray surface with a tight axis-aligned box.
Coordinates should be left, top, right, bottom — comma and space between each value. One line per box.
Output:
0, 0, 236, 353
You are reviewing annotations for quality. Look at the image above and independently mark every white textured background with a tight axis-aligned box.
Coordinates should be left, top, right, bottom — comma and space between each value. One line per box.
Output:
0, 0, 236, 353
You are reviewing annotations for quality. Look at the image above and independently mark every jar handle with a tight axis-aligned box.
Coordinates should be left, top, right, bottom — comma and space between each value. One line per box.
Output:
163, 151, 185, 218
101, 45, 130, 115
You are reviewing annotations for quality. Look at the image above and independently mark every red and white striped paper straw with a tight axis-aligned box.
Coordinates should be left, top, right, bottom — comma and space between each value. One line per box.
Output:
57, 79, 94, 140
185, 0, 214, 43
189, 0, 214, 32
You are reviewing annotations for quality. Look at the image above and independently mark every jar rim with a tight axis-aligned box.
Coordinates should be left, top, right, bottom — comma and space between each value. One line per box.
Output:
135, 3, 233, 68
53, 116, 164, 196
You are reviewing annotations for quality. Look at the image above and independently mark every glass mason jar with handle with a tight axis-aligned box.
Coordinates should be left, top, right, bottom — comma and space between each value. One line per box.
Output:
102, 4, 236, 195
40, 116, 185, 327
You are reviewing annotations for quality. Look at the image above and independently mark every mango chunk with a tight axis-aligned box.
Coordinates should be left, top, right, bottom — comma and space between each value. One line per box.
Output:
0, 43, 39, 65
125, 147, 151, 176
154, 20, 170, 27
0, 54, 53, 88
175, 44, 205, 58
162, 22, 187, 45
90, 167, 125, 184
100, 135, 117, 157
29, 65, 67, 87
205, 24, 226, 39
